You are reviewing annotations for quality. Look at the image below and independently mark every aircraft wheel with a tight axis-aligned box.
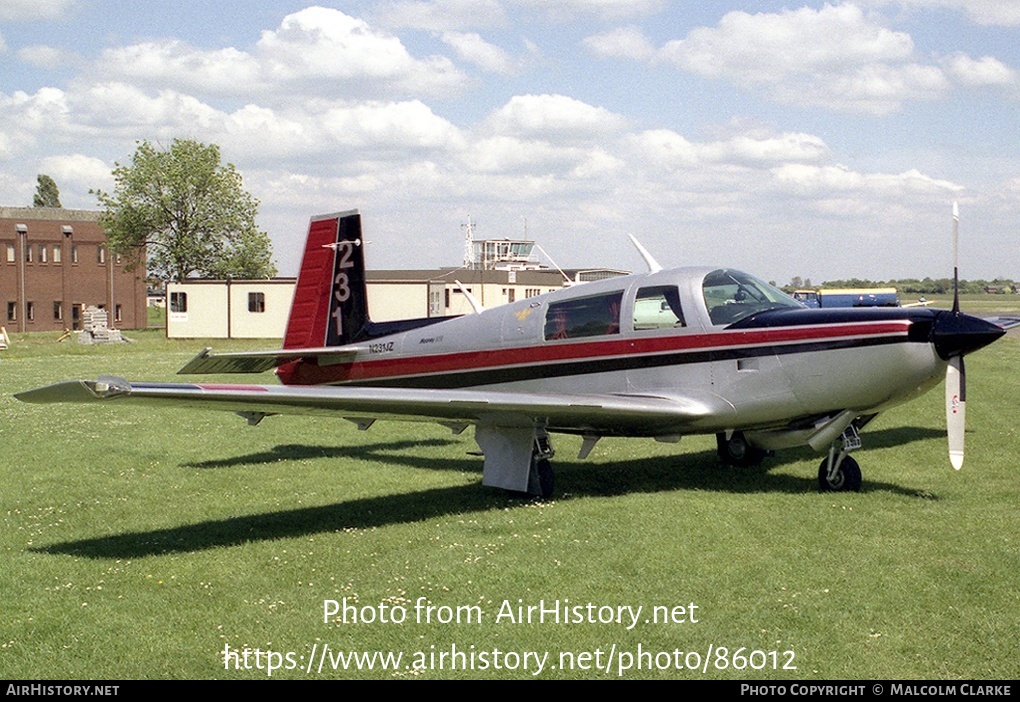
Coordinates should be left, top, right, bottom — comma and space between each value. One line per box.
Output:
528, 458, 555, 499
818, 456, 862, 492
716, 432, 766, 467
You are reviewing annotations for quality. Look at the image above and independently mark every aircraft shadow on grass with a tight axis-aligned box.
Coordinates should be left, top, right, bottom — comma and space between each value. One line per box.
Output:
183, 438, 461, 469
36, 425, 945, 559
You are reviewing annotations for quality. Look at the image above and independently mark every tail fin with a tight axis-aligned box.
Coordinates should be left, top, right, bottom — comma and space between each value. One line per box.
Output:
283, 210, 369, 349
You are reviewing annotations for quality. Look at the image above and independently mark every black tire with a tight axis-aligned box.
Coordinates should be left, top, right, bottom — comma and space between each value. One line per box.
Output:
527, 458, 554, 499
716, 432, 766, 467
818, 456, 862, 492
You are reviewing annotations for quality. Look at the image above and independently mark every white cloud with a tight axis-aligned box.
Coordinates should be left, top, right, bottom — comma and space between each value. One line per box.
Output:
61, 82, 465, 168
942, 53, 1018, 88
94, 8, 467, 101
659, 5, 913, 81
484, 94, 629, 142
0, 0, 76, 21
466, 136, 587, 174
256, 7, 466, 97
73, 83, 221, 134
625, 129, 701, 169
375, 0, 509, 30
859, 0, 1020, 27
583, 26, 657, 61
440, 31, 516, 74
17, 45, 77, 69
318, 101, 464, 152
627, 128, 829, 170
0, 88, 70, 155
652, 4, 961, 113
97, 41, 260, 96
511, 0, 666, 21
771, 164, 961, 198
37, 153, 113, 200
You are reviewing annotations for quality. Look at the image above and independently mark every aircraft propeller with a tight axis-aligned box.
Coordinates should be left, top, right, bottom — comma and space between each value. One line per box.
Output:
933, 203, 1003, 469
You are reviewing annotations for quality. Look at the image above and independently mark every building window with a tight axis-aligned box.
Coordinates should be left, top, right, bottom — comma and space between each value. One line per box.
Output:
71, 245, 78, 263
53, 245, 61, 263
5, 244, 13, 263
26, 302, 34, 322
506, 288, 516, 303
248, 292, 266, 313
115, 304, 123, 323
115, 252, 122, 265
6, 302, 15, 322
54, 301, 63, 321
544, 291, 623, 341
39, 244, 47, 263
170, 292, 188, 313
97, 246, 106, 264
25, 245, 33, 263
525, 288, 541, 298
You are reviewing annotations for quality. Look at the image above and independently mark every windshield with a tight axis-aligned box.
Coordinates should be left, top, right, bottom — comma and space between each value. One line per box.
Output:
702, 269, 803, 326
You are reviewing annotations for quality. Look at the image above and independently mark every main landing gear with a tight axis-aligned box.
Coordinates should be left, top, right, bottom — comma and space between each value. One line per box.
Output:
818, 424, 863, 492
527, 432, 555, 500
716, 431, 767, 467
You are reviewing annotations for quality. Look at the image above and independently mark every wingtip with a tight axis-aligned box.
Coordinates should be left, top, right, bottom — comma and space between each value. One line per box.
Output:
15, 380, 96, 404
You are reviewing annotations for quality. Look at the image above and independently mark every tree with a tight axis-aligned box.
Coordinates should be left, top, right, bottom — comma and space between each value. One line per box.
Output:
94, 139, 277, 283
33, 174, 62, 208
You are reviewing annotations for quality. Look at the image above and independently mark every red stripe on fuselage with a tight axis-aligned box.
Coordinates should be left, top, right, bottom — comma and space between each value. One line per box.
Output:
277, 320, 912, 386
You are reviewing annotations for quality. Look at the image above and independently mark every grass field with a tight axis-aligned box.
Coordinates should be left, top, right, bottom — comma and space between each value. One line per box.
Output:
1, 318, 1018, 680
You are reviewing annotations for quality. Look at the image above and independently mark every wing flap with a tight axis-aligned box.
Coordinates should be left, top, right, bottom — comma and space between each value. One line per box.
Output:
16, 379, 730, 436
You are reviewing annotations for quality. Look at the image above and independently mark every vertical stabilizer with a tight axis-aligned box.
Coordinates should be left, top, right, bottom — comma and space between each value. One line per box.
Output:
282, 211, 369, 349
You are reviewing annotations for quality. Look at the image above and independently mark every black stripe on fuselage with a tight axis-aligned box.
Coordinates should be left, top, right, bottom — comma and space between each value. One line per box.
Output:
336, 333, 912, 390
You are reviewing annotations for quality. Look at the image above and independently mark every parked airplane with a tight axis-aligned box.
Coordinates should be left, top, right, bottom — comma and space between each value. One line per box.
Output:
17, 210, 1009, 498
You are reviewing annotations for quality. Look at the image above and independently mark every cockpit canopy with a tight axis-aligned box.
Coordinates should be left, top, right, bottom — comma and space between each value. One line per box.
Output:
702, 269, 803, 326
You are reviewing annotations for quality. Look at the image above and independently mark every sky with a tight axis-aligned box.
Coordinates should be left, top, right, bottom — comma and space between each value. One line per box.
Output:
1, 0, 1017, 284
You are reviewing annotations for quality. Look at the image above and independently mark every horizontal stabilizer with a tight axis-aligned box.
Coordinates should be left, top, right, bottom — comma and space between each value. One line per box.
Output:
177, 346, 361, 374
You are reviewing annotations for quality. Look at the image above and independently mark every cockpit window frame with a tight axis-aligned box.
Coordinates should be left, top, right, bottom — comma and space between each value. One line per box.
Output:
702, 269, 803, 327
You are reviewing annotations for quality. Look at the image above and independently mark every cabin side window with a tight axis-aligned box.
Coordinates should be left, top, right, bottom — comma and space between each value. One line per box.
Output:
544, 291, 623, 341
633, 286, 685, 330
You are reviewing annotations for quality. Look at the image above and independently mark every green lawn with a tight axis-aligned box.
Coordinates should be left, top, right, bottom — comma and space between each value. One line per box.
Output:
1, 327, 1017, 679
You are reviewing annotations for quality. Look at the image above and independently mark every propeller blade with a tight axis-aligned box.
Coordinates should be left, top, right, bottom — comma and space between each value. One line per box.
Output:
945, 355, 966, 470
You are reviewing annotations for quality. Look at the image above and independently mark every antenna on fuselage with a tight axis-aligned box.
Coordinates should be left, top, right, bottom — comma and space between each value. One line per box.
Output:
533, 243, 572, 285
627, 234, 662, 273
453, 279, 485, 314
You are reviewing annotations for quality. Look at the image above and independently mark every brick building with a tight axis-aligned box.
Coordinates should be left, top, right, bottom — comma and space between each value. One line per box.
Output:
1, 207, 147, 332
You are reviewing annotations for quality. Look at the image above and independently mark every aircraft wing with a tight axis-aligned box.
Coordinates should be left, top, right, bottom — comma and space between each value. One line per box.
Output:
988, 315, 1020, 330
15, 377, 732, 436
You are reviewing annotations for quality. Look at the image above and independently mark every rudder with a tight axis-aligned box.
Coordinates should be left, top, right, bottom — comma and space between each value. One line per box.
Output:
282, 211, 369, 349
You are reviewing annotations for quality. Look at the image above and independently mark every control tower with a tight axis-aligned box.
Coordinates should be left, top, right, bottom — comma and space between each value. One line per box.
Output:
462, 216, 545, 271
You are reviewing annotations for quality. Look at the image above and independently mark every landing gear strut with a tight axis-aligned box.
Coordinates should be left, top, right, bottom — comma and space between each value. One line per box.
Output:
527, 432, 555, 499
818, 424, 863, 492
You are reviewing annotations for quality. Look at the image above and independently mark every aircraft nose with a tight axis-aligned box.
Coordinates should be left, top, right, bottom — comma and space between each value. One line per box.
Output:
931, 310, 1005, 359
